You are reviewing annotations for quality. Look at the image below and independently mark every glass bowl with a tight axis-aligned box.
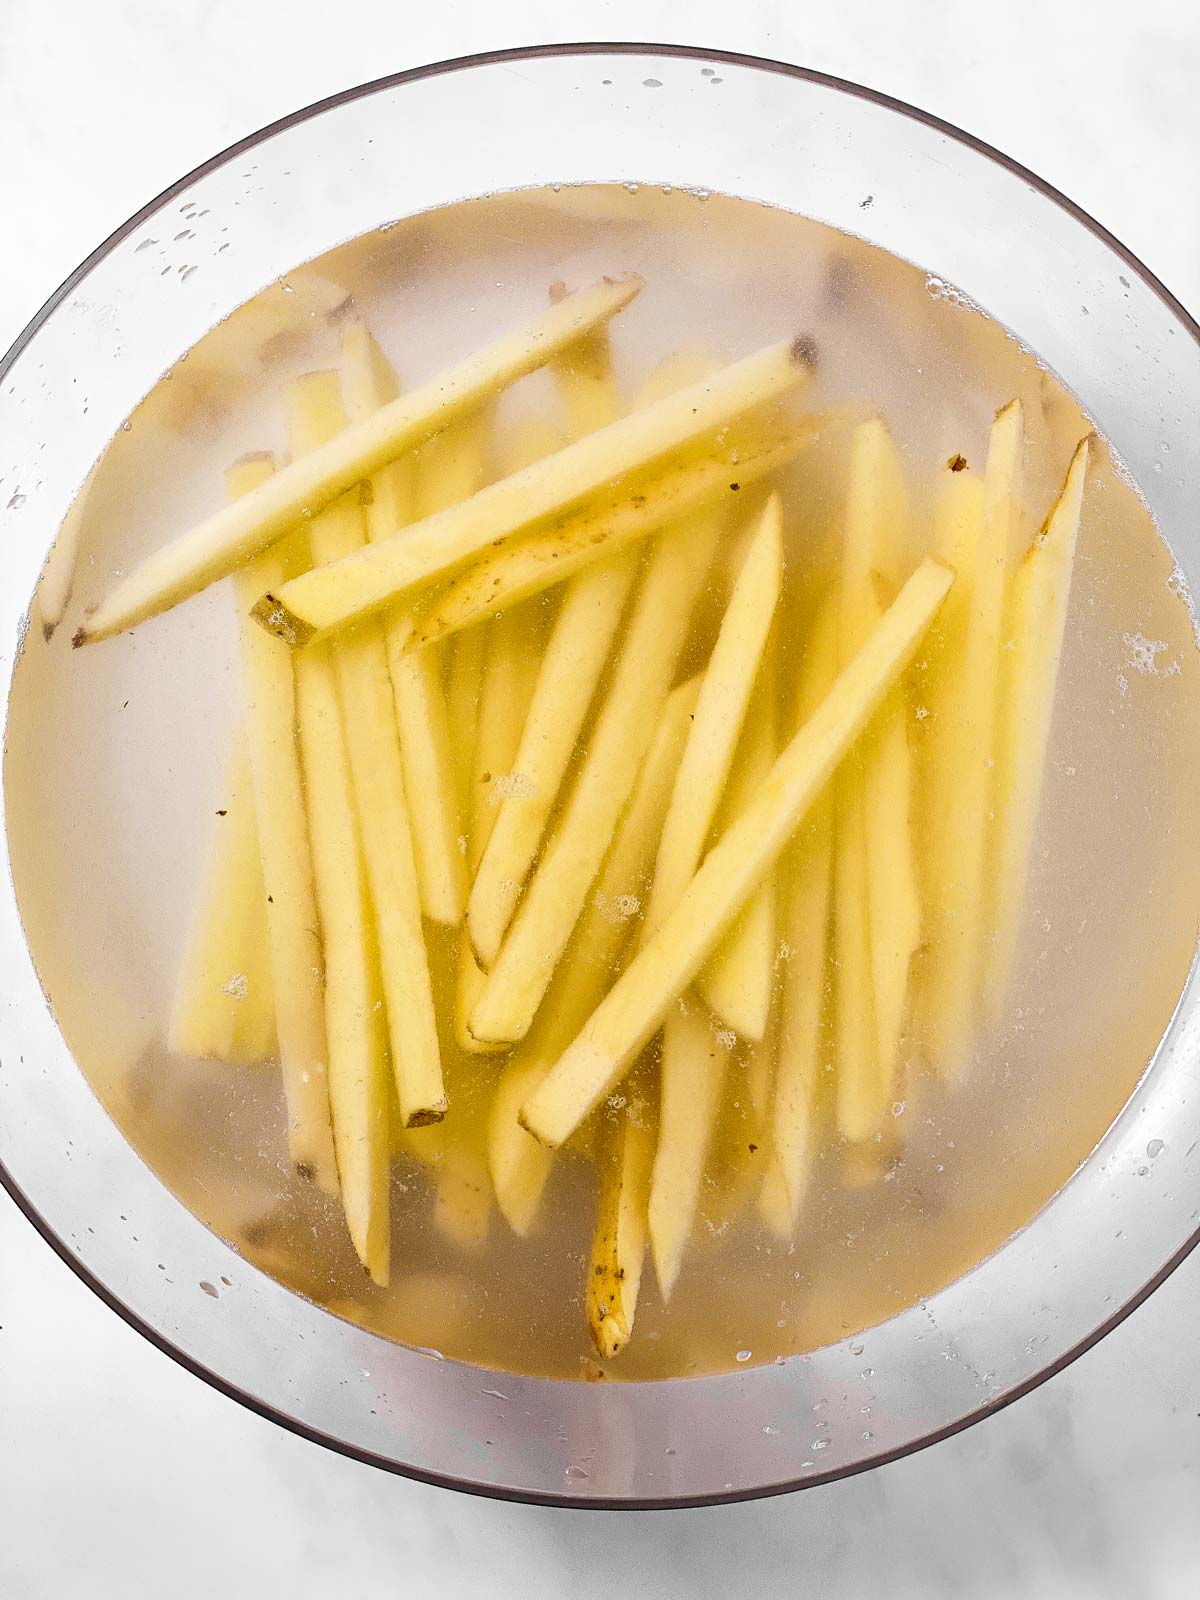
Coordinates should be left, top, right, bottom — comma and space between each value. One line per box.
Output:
2, 43, 1199, 1507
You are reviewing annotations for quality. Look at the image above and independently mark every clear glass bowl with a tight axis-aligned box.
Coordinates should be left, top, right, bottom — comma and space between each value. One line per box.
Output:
1, 44, 1198, 1506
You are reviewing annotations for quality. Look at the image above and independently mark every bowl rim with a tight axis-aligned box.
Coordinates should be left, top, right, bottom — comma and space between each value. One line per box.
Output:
3, 39, 1199, 1509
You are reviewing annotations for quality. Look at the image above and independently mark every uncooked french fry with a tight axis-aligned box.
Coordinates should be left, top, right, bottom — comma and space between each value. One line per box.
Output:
645, 494, 783, 936
434, 1071, 493, 1250
453, 606, 539, 1053
648, 998, 730, 1298
254, 336, 816, 643
294, 643, 390, 1285
467, 322, 631, 966
288, 374, 444, 1127
489, 677, 702, 1235
987, 435, 1089, 1014
340, 322, 477, 926
231, 456, 338, 1187
168, 737, 274, 1065
469, 505, 724, 1044
923, 401, 1024, 1076
587, 1090, 657, 1360
409, 417, 813, 649
697, 659, 780, 1041
917, 463, 984, 1042
38, 459, 98, 640
76, 276, 643, 643
520, 558, 954, 1149
769, 599, 838, 1227
833, 420, 920, 1140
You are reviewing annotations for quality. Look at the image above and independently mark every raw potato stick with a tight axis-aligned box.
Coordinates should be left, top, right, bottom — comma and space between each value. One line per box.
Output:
697, 660, 780, 1041
520, 558, 955, 1149
644, 494, 783, 937
924, 401, 1024, 1076
917, 463, 984, 1044
254, 335, 816, 643
75, 275, 642, 643
987, 436, 1090, 1014
231, 456, 338, 1187
168, 736, 274, 1065
288, 374, 444, 1127
488, 676, 702, 1235
38, 459, 98, 640
587, 1092, 657, 1360
648, 998, 730, 1299
467, 319, 631, 966
834, 420, 920, 1139
488, 675, 701, 1233
468, 504, 724, 1044
409, 416, 812, 649
453, 420, 559, 1051
640, 496, 782, 1293
294, 644, 390, 1284
340, 322, 477, 926
767, 599, 839, 1228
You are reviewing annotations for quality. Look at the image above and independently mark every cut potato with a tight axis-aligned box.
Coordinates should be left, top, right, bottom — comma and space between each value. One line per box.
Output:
288, 374, 444, 1127
254, 336, 815, 643
409, 415, 812, 649
76, 276, 642, 642
168, 736, 274, 1065
467, 322, 631, 966
648, 997, 730, 1299
469, 505, 724, 1045
294, 643, 390, 1284
520, 558, 954, 1149
917, 463, 985, 1035
646, 493, 783, 937
230, 455, 338, 1188
489, 675, 702, 1235
587, 1089, 657, 1360
922, 401, 1024, 1076
697, 655, 780, 1041
833, 420, 920, 1140
340, 322, 477, 926
988, 435, 1089, 1014
770, 599, 839, 1226
38, 459, 98, 640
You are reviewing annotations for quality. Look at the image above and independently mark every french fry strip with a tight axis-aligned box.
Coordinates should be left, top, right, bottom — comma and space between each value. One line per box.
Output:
587, 1093, 657, 1360
520, 558, 954, 1149
917, 464, 984, 1043
294, 644, 390, 1284
434, 1077, 493, 1250
640, 497, 782, 1292
254, 336, 815, 643
452, 421, 556, 1050
288, 374, 444, 1127
697, 653, 780, 1041
648, 998, 730, 1299
488, 676, 701, 1234
340, 322, 478, 926
923, 401, 1024, 1076
645, 494, 783, 936
834, 420, 921, 1138
467, 321, 631, 966
168, 736, 274, 1065
75, 276, 642, 642
770, 599, 839, 1227
231, 457, 338, 1185
469, 507, 724, 1045
987, 436, 1090, 1014
410, 416, 813, 649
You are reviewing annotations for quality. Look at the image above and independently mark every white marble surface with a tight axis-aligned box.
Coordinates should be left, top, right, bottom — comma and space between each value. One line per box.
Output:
2, 2, 1199, 1595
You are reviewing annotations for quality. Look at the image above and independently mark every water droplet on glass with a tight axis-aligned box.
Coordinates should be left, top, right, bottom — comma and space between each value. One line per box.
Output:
642, 78, 662, 88
664, 1446, 676, 1456
811, 1438, 830, 1451
6, 491, 25, 510
851, 1343, 864, 1356
1147, 1138, 1165, 1158
736, 1349, 752, 1363
861, 1368, 874, 1379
